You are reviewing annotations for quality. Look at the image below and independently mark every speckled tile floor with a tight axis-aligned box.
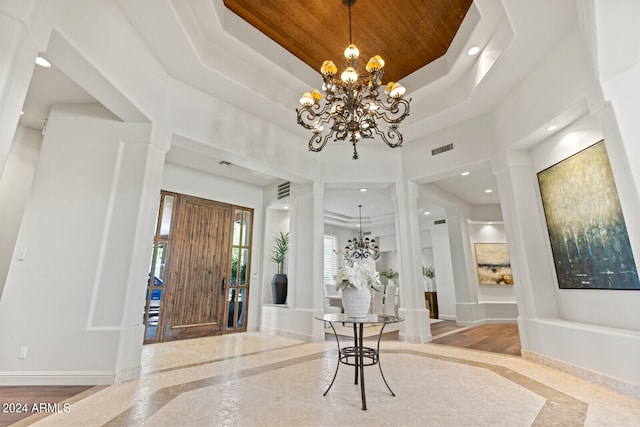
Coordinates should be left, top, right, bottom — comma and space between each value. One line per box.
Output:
13, 332, 640, 426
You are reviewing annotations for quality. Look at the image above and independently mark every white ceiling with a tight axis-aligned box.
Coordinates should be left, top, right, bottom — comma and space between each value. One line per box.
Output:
15, 0, 579, 226
20, 61, 96, 130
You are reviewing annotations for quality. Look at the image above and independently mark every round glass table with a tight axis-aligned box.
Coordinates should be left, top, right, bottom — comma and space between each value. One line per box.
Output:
315, 313, 404, 410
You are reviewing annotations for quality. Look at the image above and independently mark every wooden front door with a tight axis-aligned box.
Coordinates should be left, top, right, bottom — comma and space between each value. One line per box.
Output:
162, 194, 231, 340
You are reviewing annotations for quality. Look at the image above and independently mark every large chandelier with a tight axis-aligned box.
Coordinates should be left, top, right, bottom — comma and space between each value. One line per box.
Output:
296, 0, 411, 160
344, 205, 380, 260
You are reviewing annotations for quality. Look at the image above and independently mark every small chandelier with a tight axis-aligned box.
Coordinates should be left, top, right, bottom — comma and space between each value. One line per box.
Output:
344, 205, 380, 260
296, 0, 411, 160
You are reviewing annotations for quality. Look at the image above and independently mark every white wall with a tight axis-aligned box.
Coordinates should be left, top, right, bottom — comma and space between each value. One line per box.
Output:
0, 104, 162, 384
430, 222, 457, 320
492, 9, 640, 393
420, 244, 435, 291
0, 125, 42, 298
263, 208, 290, 304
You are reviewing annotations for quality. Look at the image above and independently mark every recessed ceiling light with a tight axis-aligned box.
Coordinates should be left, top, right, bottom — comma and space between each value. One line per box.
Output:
546, 125, 557, 131
485, 189, 493, 193
20, 110, 24, 115
467, 46, 480, 56
359, 188, 367, 192
35, 56, 51, 67
283, 206, 289, 210
461, 171, 470, 176
424, 211, 430, 215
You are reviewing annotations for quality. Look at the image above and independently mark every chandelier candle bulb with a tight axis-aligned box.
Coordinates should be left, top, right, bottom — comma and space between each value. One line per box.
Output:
321, 60, 337, 76
300, 93, 314, 106
344, 44, 360, 60
341, 67, 358, 84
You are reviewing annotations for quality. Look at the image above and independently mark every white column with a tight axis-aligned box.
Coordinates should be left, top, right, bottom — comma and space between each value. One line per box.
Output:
445, 205, 486, 325
393, 181, 431, 343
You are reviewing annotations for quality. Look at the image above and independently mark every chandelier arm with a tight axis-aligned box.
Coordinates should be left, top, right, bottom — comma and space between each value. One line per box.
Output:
334, 123, 349, 141
358, 125, 374, 140
326, 111, 349, 141
308, 128, 336, 152
296, 103, 335, 130
372, 125, 403, 148
373, 98, 411, 124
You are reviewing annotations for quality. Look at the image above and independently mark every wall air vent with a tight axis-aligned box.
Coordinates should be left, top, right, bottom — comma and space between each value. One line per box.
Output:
277, 181, 291, 200
431, 143, 454, 156
434, 219, 446, 225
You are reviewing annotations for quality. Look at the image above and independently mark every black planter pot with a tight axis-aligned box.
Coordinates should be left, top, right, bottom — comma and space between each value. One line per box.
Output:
271, 274, 288, 304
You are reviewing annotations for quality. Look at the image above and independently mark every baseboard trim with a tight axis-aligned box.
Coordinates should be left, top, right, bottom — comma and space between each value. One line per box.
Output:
455, 319, 485, 327
0, 371, 114, 386
522, 350, 640, 400
455, 318, 517, 327
399, 331, 432, 343
259, 326, 319, 343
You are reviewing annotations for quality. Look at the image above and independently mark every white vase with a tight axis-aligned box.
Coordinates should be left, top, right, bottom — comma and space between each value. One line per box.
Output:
423, 277, 436, 292
341, 286, 371, 318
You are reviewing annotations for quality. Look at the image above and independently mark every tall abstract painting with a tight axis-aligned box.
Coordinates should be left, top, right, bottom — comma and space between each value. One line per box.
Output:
537, 140, 640, 289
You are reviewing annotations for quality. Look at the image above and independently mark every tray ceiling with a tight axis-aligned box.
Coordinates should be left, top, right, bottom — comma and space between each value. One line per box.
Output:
223, 0, 473, 83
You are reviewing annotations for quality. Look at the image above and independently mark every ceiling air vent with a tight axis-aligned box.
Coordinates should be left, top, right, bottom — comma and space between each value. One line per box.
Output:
434, 219, 446, 225
431, 143, 453, 156
277, 181, 291, 200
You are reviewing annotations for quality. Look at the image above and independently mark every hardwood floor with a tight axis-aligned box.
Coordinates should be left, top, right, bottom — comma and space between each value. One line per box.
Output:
367, 320, 521, 356
0, 386, 93, 426
430, 321, 521, 356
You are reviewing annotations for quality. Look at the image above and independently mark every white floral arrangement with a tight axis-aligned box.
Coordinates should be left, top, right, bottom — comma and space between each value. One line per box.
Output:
334, 258, 381, 291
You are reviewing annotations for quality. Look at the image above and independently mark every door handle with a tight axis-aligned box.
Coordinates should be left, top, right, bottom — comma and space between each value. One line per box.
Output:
221, 277, 226, 295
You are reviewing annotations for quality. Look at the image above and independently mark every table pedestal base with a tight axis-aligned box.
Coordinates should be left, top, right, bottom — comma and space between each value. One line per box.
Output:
324, 321, 396, 410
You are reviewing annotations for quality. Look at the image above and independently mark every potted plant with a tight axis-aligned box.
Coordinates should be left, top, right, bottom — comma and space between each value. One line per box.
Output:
270, 231, 289, 304
422, 265, 435, 291
380, 268, 399, 286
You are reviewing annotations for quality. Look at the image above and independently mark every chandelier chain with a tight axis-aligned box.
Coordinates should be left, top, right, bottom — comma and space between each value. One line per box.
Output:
348, 0, 352, 45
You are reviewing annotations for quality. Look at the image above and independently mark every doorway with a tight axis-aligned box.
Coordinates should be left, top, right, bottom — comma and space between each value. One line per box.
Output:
143, 191, 253, 343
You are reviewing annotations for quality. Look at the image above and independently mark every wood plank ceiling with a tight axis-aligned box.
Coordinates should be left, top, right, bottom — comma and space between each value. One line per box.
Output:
223, 0, 474, 83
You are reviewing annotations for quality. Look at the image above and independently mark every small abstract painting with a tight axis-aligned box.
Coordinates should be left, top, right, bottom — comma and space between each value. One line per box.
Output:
537, 140, 640, 290
474, 243, 513, 285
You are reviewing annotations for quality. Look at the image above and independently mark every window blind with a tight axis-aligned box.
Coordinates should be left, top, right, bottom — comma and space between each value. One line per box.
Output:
323, 235, 339, 286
